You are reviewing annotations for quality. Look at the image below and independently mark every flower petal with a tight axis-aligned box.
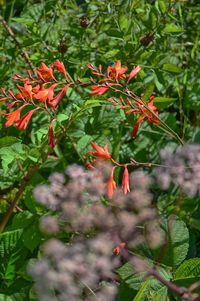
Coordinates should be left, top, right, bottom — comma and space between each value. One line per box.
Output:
49, 84, 71, 110
127, 65, 141, 84
48, 118, 56, 148
132, 115, 145, 138
53, 60, 69, 81
16, 108, 39, 130
122, 165, 130, 194
107, 167, 116, 199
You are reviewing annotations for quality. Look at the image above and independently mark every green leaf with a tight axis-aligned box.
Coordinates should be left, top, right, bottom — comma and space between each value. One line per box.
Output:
0, 284, 30, 301
117, 263, 145, 291
119, 14, 129, 31
9, 211, 34, 230
163, 24, 183, 33
0, 137, 21, 148
22, 221, 41, 252
150, 11, 157, 30
158, 0, 166, 14
0, 154, 14, 172
0, 143, 26, 172
149, 286, 168, 301
31, 128, 48, 145
154, 97, 177, 103
154, 97, 177, 108
133, 278, 150, 301
117, 282, 135, 301
117, 262, 171, 300
4, 248, 24, 285
104, 49, 120, 59
0, 230, 22, 259
77, 135, 92, 153
143, 82, 155, 101
0, 294, 13, 301
193, 129, 200, 143
174, 258, 200, 287
189, 218, 200, 231
84, 99, 108, 108
160, 216, 189, 267
56, 113, 68, 124
0, 230, 23, 285
162, 64, 183, 73
107, 29, 123, 39
11, 18, 34, 26
27, 147, 41, 163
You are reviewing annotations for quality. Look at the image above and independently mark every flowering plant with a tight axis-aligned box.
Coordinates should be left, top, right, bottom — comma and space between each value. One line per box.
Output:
0, 1, 199, 301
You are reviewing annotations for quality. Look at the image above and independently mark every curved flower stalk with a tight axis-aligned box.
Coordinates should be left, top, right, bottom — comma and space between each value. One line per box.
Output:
87, 61, 183, 145
87, 140, 184, 199
87, 141, 131, 199
0, 60, 71, 148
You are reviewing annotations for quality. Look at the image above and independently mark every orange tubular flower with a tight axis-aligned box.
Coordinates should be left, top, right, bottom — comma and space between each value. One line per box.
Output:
5, 106, 24, 127
107, 60, 128, 82
37, 63, 56, 82
53, 60, 69, 81
107, 167, 116, 199
5, 103, 29, 127
131, 96, 160, 138
90, 142, 111, 160
0, 59, 73, 149
122, 165, 130, 194
90, 82, 120, 95
34, 83, 59, 103
127, 65, 141, 84
48, 118, 56, 148
113, 242, 126, 255
0, 96, 9, 102
49, 84, 71, 110
132, 115, 146, 138
6, 100, 20, 111
16, 107, 39, 130
15, 83, 33, 101
90, 85, 109, 95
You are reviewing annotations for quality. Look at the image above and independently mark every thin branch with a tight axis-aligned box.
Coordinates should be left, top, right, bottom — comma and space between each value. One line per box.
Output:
0, 15, 36, 75
100, 82, 184, 145
0, 112, 82, 233
1, 198, 23, 213
0, 164, 40, 233
149, 267, 187, 297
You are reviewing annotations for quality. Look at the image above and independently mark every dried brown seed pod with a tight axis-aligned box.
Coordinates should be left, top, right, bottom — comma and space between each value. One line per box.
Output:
80, 16, 89, 28
140, 32, 154, 46
57, 40, 68, 53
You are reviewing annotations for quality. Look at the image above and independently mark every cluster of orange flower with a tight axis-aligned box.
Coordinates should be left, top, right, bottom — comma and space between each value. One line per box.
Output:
86, 61, 160, 198
0, 60, 70, 147
88, 60, 141, 93
87, 60, 160, 138
0, 59, 161, 199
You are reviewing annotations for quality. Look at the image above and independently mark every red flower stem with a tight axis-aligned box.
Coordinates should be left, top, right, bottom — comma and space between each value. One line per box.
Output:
110, 158, 123, 167
111, 157, 172, 169
129, 159, 171, 169
149, 267, 187, 297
